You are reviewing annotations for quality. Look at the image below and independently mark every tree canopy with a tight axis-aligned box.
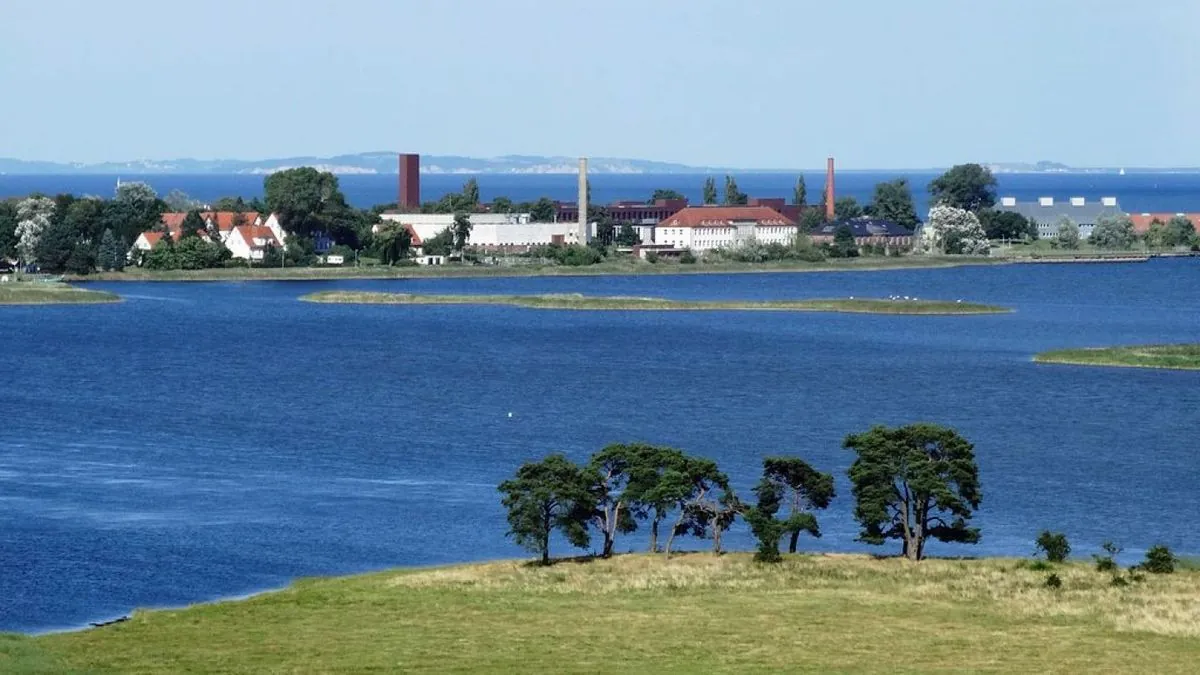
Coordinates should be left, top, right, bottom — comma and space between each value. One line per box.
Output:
702, 177, 718, 205
920, 205, 989, 255
1088, 214, 1135, 250
844, 423, 982, 561
1166, 215, 1197, 248
529, 197, 557, 223
748, 457, 835, 561
929, 164, 997, 212
978, 209, 1035, 241
452, 212, 472, 252
1055, 217, 1080, 249
498, 454, 595, 565
793, 176, 807, 206
650, 189, 685, 203
834, 196, 863, 221
375, 223, 412, 264
867, 179, 919, 230
264, 167, 353, 242
723, 176, 748, 205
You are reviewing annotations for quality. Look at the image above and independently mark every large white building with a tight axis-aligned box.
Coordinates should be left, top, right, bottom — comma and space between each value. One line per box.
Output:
377, 212, 583, 249
655, 206, 797, 251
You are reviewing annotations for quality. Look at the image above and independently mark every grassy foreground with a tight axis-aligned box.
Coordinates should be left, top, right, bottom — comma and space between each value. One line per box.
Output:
302, 291, 1010, 315
11, 554, 1200, 673
1035, 344, 1200, 370
76, 256, 1005, 282
0, 282, 119, 305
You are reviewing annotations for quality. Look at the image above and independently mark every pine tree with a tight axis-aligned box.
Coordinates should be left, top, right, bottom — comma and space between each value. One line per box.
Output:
793, 176, 807, 206
702, 177, 718, 205
98, 228, 125, 271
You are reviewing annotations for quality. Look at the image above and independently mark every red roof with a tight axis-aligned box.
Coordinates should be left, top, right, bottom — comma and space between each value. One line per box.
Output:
404, 223, 423, 246
160, 213, 188, 231
1128, 212, 1200, 234
207, 211, 260, 232
659, 206, 795, 228
233, 224, 282, 250
141, 231, 165, 247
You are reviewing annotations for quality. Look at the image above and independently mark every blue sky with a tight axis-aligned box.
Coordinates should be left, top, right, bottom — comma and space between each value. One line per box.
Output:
1, 0, 1197, 168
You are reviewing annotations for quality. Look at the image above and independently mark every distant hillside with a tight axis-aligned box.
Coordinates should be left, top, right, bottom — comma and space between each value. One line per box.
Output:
0, 153, 718, 175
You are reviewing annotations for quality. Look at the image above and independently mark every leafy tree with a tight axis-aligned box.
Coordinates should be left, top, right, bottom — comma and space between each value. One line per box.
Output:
799, 208, 825, 233
1140, 545, 1177, 574
112, 181, 166, 243
622, 446, 690, 553
164, 189, 200, 212
65, 242, 96, 275
0, 199, 18, 258
175, 236, 222, 270
16, 196, 56, 264
375, 223, 412, 265
844, 423, 982, 561
264, 167, 348, 239
723, 175, 748, 205
663, 456, 730, 557
498, 454, 596, 565
1166, 215, 1196, 247
760, 457, 835, 554
461, 179, 481, 210
423, 227, 454, 256
143, 235, 178, 270
929, 163, 997, 212
35, 219, 78, 272
702, 177, 718, 205
179, 210, 206, 240
920, 205, 989, 255
586, 444, 645, 558
98, 229, 125, 272
978, 209, 1034, 241
1035, 531, 1070, 563
834, 196, 863, 220
746, 479, 786, 563
650, 189, 685, 202
529, 197, 557, 223
793, 175, 807, 206
868, 179, 919, 230
452, 212, 472, 252
62, 198, 106, 242
1055, 217, 1080, 249
1144, 219, 1169, 248
492, 196, 513, 213
615, 224, 641, 246
1089, 214, 1135, 250
213, 196, 249, 212
831, 224, 859, 258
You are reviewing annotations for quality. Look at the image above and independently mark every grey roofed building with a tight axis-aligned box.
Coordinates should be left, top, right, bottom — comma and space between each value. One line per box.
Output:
810, 218, 914, 239
994, 196, 1124, 238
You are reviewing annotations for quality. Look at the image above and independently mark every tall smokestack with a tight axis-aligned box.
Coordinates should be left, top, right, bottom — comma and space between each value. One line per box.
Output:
577, 157, 589, 244
824, 157, 836, 221
399, 153, 420, 210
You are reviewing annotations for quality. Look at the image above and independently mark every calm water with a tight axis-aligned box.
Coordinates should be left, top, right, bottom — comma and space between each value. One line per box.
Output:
5, 172, 1200, 214
2, 261, 1199, 632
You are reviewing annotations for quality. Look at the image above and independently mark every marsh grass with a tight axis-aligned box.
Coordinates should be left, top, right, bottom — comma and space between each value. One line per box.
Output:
21, 554, 1200, 673
0, 283, 119, 305
1035, 344, 1200, 370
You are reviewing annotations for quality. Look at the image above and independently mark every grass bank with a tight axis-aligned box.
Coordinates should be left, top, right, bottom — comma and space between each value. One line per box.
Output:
302, 291, 1009, 315
1035, 344, 1200, 370
75, 256, 1005, 282
12, 554, 1200, 673
0, 282, 119, 305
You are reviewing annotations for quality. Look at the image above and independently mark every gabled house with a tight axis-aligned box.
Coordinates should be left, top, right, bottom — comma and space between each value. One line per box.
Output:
225, 224, 284, 261
158, 211, 263, 242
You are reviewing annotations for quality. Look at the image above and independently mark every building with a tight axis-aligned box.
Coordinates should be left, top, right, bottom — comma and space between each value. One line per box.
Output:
995, 196, 1122, 238
655, 206, 796, 252
553, 198, 687, 226
131, 230, 168, 253
158, 212, 264, 242
225, 224, 285, 260
377, 212, 581, 251
809, 218, 916, 248
1127, 212, 1200, 235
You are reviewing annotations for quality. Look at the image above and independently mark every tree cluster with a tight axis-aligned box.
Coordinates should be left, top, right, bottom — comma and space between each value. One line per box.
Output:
920, 205, 990, 255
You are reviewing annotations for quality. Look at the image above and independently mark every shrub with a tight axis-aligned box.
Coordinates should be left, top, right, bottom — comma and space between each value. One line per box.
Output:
645, 251, 659, 264
1140, 545, 1177, 574
1044, 573, 1062, 589
1024, 560, 1053, 572
1093, 541, 1121, 573
1034, 531, 1071, 563
680, 250, 697, 264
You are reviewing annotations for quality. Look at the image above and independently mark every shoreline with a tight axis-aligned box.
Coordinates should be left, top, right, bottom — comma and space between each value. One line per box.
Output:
0, 283, 121, 305
1034, 344, 1200, 370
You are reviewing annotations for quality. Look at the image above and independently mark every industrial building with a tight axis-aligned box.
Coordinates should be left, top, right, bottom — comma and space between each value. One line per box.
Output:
994, 196, 1122, 238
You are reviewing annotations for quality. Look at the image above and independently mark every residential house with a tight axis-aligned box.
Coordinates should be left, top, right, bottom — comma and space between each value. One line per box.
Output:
655, 206, 796, 251
225, 224, 284, 261
158, 211, 263, 242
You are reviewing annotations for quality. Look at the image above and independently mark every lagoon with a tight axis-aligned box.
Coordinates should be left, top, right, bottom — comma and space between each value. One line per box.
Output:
1, 260, 1199, 632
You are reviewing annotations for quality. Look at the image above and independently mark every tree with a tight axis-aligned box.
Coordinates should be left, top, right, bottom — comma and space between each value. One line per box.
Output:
799, 208, 825, 233
65, 242, 96, 275
1166, 215, 1196, 248
264, 167, 347, 238
1035, 531, 1071, 563
213, 196, 249, 212
175, 236, 222, 270
586, 444, 645, 558
0, 199, 18, 259
650, 189, 685, 202
834, 196, 863, 220
15, 196, 55, 265
844, 423, 982, 561
529, 197, 557, 223
793, 175, 807, 206
498, 454, 595, 565
929, 163, 997, 212
759, 458, 835, 554
375, 223, 412, 265
723, 175, 748, 205
663, 456, 730, 557
868, 179, 919, 230
615, 224, 641, 246
831, 224, 859, 258
164, 189, 200, 212
622, 446, 690, 553
111, 181, 166, 244
98, 229, 126, 272
143, 235, 178, 270
1144, 219, 1169, 249
919, 205, 989, 255
35, 219, 77, 272
746, 479, 786, 563
452, 212, 472, 253
423, 227, 454, 256
702, 177, 718, 205
978, 209, 1034, 241
1055, 217, 1080, 249
1089, 213, 1135, 250
179, 210, 206, 240
62, 198, 106, 242
492, 196, 513, 214
461, 179, 481, 210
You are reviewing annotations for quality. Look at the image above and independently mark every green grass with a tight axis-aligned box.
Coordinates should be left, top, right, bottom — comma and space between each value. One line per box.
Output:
14, 554, 1200, 673
0, 282, 120, 305
1035, 344, 1200, 370
75, 255, 1005, 282
301, 291, 1010, 315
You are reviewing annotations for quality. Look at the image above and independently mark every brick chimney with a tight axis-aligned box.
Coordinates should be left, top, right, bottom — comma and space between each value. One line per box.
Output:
398, 153, 420, 210
824, 157, 835, 221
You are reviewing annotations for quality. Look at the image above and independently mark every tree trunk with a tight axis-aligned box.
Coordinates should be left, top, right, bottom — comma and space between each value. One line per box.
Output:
541, 534, 550, 566
788, 530, 800, 554
602, 534, 614, 558
649, 519, 659, 553
712, 524, 723, 554
665, 512, 685, 558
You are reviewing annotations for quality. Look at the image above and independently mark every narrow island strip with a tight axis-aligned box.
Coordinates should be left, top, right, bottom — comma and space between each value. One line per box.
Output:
1034, 344, 1200, 370
0, 282, 120, 305
300, 291, 1010, 315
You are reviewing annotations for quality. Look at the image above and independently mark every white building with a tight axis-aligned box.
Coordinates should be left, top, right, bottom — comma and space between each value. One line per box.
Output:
377, 212, 581, 249
655, 206, 796, 251
225, 223, 285, 260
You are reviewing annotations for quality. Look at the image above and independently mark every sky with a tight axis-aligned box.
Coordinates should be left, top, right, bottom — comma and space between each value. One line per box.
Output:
2, 0, 1198, 169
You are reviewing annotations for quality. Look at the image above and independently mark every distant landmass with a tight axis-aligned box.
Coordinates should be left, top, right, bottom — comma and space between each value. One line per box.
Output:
0, 153, 721, 176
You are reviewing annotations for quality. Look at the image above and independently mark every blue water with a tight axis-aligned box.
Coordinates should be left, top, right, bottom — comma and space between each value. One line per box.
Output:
2, 260, 1199, 633
4, 172, 1200, 215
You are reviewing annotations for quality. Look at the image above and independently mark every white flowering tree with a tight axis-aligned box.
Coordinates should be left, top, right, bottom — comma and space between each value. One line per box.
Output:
15, 196, 56, 265
919, 205, 990, 255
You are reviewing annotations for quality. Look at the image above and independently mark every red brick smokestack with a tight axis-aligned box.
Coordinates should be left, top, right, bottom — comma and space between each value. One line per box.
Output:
398, 153, 420, 210
824, 157, 835, 221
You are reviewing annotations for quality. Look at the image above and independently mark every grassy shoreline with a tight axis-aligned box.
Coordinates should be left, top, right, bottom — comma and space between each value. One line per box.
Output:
0, 283, 120, 305
1035, 344, 1200, 370
72, 256, 1007, 282
301, 291, 1011, 315
12, 553, 1199, 672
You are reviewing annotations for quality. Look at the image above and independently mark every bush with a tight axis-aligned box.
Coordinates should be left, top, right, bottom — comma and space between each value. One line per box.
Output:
1140, 545, 1177, 574
1093, 541, 1121, 573
1044, 573, 1062, 589
680, 250, 697, 264
1035, 531, 1071, 563
645, 251, 659, 264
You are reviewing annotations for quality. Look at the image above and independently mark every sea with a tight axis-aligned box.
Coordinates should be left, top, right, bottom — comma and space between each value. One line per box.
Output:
4, 172, 1200, 214
1, 260, 1199, 633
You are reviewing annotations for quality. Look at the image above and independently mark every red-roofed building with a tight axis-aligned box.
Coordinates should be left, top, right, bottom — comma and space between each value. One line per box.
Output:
158, 211, 263, 241
656, 206, 796, 251
1127, 212, 1200, 234
226, 224, 284, 261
